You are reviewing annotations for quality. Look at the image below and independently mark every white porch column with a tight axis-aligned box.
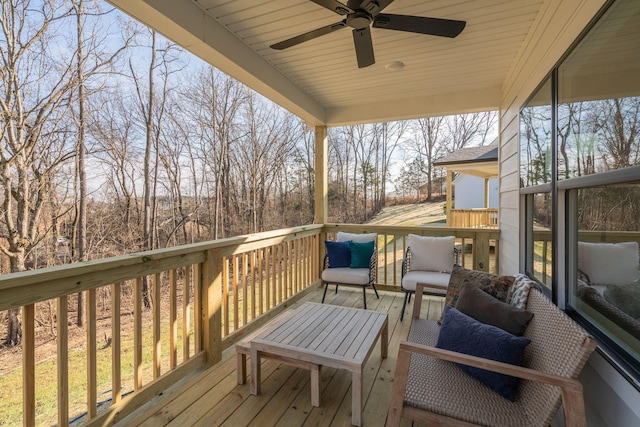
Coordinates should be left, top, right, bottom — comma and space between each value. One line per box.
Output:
484, 178, 490, 208
314, 125, 328, 224
446, 170, 453, 227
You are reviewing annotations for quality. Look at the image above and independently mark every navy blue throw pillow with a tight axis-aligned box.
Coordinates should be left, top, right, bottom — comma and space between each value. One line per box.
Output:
325, 240, 351, 268
436, 306, 531, 401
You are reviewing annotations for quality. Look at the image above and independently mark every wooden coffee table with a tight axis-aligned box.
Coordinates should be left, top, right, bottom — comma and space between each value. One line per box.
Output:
249, 302, 388, 426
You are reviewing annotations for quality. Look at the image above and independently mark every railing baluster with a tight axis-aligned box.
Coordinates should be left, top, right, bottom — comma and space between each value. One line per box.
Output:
294, 239, 299, 294
23, 303, 35, 427
393, 234, 397, 286
183, 266, 191, 360
259, 248, 265, 315
233, 254, 239, 332
275, 243, 281, 304
242, 252, 248, 327
170, 269, 177, 369
134, 277, 143, 390
222, 256, 229, 337
153, 272, 161, 379
250, 250, 256, 321
193, 263, 202, 353
87, 288, 97, 419
112, 282, 122, 404
57, 296, 69, 427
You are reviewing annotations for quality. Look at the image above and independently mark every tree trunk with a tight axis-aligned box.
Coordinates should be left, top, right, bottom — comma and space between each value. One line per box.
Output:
5, 308, 22, 347
75, 0, 87, 327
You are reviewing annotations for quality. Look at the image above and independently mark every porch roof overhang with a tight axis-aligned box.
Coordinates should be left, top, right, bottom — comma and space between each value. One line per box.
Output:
106, 0, 549, 127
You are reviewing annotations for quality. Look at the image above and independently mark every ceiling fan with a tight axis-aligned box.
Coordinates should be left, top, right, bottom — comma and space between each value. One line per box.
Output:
270, 0, 466, 68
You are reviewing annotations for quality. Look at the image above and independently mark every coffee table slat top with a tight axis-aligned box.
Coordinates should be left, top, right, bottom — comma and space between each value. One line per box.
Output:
251, 302, 387, 368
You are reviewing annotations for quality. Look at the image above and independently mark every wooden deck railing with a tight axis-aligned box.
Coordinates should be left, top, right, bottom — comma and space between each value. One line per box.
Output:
0, 224, 499, 426
449, 208, 498, 229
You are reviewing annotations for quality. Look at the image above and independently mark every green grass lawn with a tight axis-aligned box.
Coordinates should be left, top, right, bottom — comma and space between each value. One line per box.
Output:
0, 308, 194, 427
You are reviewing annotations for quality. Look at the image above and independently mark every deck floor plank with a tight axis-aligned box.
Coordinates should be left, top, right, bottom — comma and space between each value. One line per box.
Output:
117, 286, 442, 427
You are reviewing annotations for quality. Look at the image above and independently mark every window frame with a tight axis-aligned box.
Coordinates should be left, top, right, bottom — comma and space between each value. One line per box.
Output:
518, 0, 640, 389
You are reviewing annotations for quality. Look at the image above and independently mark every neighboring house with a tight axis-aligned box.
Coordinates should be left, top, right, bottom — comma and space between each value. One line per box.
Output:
435, 144, 499, 227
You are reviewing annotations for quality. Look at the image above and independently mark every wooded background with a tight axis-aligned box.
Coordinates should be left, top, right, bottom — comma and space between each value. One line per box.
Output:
0, 1, 499, 347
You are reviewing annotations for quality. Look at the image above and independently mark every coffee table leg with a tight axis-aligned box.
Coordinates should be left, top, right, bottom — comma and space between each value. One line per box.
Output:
352, 369, 362, 426
310, 365, 321, 407
250, 348, 260, 396
381, 318, 388, 358
237, 352, 247, 384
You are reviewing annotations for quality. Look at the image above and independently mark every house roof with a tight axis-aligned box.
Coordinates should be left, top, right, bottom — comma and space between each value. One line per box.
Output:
434, 144, 498, 166
107, 0, 547, 126
434, 144, 499, 178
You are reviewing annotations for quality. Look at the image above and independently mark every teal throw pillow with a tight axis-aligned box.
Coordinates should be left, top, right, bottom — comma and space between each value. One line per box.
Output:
349, 240, 375, 268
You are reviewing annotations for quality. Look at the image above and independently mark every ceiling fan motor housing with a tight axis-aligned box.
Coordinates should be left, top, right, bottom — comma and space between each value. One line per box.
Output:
347, 12, 373, 30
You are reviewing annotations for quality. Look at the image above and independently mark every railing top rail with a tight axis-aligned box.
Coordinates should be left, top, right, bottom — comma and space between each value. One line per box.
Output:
0, 224, 323, 311
323, 224, 501, 239
0, 223, 503, 311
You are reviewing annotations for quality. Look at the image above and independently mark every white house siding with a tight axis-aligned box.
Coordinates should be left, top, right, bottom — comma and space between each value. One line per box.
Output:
453, 176, 498, 209
498, 0, 639, 426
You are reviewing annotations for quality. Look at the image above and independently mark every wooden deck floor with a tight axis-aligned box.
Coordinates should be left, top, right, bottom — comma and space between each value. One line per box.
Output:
116, 286, 445, 427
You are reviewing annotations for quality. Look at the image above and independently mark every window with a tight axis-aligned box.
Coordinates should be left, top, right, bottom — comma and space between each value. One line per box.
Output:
520, 79, 552, 187
571, 183, 640, 361
520, 0, 640, 379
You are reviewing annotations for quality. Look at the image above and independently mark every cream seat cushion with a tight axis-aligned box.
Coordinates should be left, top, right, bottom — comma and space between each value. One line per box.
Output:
401, 271, 451, 293
321, 267, 370, 285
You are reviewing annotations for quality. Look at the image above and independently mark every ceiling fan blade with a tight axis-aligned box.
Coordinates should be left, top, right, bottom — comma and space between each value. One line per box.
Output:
310, 0, 353, 15
271, 21, 347, 50
373, 14, 466, 38
352, 26, 375, 68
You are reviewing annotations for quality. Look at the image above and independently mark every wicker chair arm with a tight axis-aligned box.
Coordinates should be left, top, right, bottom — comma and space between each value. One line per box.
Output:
368, 243, 378, 284
401, 247, 411, 278
399, 341, 588, 390
389, 340, 592, 427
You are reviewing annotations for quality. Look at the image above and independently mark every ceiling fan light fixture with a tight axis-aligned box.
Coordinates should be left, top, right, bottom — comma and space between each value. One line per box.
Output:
386, 61, 405, 71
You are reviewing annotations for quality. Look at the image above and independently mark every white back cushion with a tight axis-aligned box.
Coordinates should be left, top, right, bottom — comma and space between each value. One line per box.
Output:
407, 234, 455, 273
578, 241, 640, 285
336, 232, 377, 243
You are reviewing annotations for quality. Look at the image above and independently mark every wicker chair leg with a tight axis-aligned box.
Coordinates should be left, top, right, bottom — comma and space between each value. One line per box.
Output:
322, 282, 329, 303
362, 286, 367, 309
400, 292, 409, 321
372, 284, 379, 299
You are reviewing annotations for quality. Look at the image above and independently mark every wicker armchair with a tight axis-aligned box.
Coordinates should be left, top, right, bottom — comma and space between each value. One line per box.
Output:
387, 283, 596, 427
321, 232, 378, 309
400, 245, 460, 320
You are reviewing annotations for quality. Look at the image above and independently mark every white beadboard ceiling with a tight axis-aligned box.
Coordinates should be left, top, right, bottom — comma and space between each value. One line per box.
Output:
110, 0, 546, 125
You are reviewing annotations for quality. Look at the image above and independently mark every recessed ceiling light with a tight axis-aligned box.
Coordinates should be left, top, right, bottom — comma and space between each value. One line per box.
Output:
385, 61, 405, 71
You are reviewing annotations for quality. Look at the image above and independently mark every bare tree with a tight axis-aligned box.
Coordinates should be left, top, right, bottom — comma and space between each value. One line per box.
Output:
411, 116, 446, 200
0, 0, 78, 346
446, 111, 497, 152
